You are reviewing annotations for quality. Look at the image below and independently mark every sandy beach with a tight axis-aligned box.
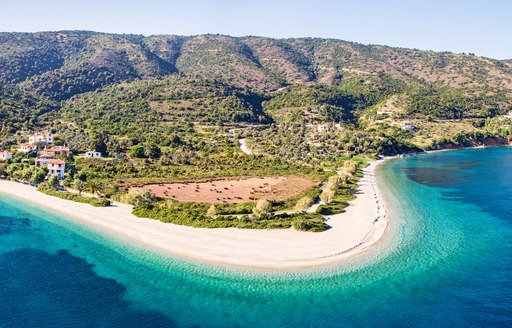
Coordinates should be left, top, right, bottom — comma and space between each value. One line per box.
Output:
0, 160, 389, 269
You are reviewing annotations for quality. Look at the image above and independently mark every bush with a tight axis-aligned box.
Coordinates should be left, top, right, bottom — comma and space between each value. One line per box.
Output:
132, 190, 158, 209
253, 199, 272, 216
344, 160, 358, 175
316, 201, 348, 215
294, 196, 314, 211
320, 188, 335, 204
291, 213, 330, 232
132, 199, 330, 231
130, 145, 146, 158
207, 204, 217, 217
37, 185, 111, 207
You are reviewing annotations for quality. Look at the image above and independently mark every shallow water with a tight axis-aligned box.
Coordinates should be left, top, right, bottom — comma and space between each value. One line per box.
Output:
0, 147, 511, 327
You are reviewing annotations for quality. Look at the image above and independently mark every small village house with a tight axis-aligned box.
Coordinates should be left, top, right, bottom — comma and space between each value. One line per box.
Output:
0, 150, 12, 161
41, 146, 71, 157
35, 154, 55, 168
29, 132, 54, 145
47, 159, 66, 180
18, 143, 37, 153
84, 150, 102, 158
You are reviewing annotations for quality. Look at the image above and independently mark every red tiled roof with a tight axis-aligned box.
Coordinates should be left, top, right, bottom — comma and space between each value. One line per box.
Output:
46, 147, 70, 152
49, 159, 65, 165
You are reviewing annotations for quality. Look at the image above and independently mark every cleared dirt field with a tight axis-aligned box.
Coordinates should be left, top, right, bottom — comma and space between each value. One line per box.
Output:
131, 176, 318, 204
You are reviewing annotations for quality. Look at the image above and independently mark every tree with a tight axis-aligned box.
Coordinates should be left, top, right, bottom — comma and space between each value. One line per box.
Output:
294, 196, 314, 212
30, 168, 46, 184
132, 190, 158, 210
326, 175, 343, 190
86, 180, 103, 196
0, 164, 6, 177
146, 144, 162, 159
47, 176, 59, 189
344, 160, 358, 175
206, 204, 217, 217
339, 172, 350, 184
131, 145, 146, 158
74, 179, 85, 195
253, 199, 272, 216
320, 189, 335, 204
89, 130, 108, 155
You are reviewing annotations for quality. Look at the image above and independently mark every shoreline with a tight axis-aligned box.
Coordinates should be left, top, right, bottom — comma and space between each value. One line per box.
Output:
0, 160, 391, 270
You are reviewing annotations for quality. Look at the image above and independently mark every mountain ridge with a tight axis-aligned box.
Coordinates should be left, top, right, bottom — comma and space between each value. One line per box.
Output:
1, 31, 511, 100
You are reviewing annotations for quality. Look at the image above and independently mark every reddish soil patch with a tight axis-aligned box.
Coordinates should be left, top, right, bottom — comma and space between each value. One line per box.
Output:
131, 176, 318, 204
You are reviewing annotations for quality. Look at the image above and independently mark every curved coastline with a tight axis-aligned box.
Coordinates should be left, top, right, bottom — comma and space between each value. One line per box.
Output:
0, 160, 393, 270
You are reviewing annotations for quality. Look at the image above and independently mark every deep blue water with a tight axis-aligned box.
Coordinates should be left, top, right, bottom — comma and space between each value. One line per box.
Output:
0, 147, 511, 327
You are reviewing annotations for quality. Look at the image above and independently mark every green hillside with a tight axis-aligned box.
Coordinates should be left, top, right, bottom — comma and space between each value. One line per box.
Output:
0, 30, 510, 154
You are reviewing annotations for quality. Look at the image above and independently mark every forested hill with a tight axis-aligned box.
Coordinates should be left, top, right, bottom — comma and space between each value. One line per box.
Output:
1, 31, 511, 155
1, 31, 511, 99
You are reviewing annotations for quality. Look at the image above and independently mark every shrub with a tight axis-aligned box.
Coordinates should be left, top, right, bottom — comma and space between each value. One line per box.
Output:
291, 213, 330, 232
294, 196, 314, 212
207, 204, 217, 217
344, 160, 358, 175
320, 188, 335, 204
253, 199, 272, 216
74, 179, 85, 195
132, 190, 158, 209
131, 145, 146, 158
37, 186, 111, 207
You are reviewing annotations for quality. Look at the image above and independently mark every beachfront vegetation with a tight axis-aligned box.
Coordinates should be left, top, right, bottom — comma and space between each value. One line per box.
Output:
0, 162, 47, 184
37, 184, 111, 207
132, 198, 329, 231
316, 173, 358, 215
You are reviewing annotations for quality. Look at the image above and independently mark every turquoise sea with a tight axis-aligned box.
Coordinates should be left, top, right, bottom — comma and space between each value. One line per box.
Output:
1, 147, 511, 327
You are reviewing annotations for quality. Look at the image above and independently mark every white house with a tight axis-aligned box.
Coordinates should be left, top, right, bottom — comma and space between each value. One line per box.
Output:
29, 132, 54, 145
18, 143, 37, 153
0, 150, 12, 161
400, 122, 416, 131
41, 146, 71, 157
317, 124, 331, 133
47, 159, 66, 180
84, 150, 102, 158
35, 154, 55, 168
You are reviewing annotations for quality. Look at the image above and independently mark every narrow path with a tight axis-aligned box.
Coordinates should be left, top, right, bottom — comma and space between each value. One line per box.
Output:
238, 139, 252, 155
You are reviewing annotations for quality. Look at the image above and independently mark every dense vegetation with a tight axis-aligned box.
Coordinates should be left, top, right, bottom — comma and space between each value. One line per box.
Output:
132, 200, 329, 231
38, 185, 112, 207
0, 31, 511, 230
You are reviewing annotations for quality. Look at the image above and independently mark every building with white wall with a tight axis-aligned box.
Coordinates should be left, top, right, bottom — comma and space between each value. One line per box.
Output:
0, 150, 12, 161
18, 143, 37, 153
47, 159, 66, 180
29, 132, 54, 145
84, 150, 102, 158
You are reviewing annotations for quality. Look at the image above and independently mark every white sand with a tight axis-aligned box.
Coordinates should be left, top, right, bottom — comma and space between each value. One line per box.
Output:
0, 160, 389, 269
